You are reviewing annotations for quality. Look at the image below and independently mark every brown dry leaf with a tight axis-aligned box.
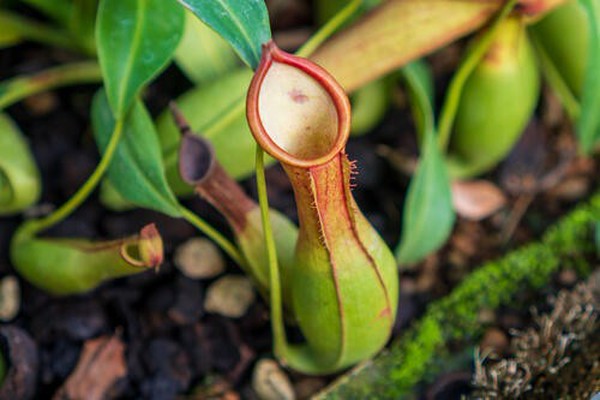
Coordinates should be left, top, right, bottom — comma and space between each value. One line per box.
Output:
54, 335, 126, 400
452, 180, 506, 221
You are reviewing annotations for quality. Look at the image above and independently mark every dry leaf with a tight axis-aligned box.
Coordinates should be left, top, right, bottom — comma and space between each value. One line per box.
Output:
452, 180, 506, 221
54, 335, 126, 400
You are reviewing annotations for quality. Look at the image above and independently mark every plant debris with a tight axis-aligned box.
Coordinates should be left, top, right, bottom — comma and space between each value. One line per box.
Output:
473, 271, 600, 398
53, 334, 127, 400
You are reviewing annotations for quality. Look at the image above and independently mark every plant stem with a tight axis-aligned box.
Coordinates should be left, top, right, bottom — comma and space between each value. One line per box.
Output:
436, 0, 518, 152
255, 145, 287, 356
0, 62, 102, 110
22, 119, 124, 236
296, 0, 362, 58
178, 205, 246, 267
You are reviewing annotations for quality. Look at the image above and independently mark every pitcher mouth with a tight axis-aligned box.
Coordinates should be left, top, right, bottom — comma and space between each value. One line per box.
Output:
246, 40, 351, 168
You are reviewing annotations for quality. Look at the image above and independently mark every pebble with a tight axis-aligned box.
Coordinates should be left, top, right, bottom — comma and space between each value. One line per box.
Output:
174, 238, 226, 279
204, 275, 255, 318
0, 275, 20, 321
252, 359, 296, 400
0, 326, 38, 400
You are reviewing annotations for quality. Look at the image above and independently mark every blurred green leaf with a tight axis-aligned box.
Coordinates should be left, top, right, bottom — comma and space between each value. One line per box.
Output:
177, 0, 271, 69
315, 0, 381, 27
0, 113, 41, 215
69, 0, 98, 54
174, 10, 239, 84
0, 11, 23, 48
576, 0, 600, 153
96, 0, 184, 117
400, 60, 435, 143
395, 62, 454, 265
22, 0, 72, 24
92, 90, 181, 217
349, 79, 389, 136
395, 130, 455, 265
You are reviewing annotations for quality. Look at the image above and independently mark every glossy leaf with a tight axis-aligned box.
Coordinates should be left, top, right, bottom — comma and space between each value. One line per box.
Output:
92, 90, 181, 217
576, 0, 600, 153
0, 113, 41, 215
174, 10, 239, 84
96, 0, 184, 117
177, 0, 271, 69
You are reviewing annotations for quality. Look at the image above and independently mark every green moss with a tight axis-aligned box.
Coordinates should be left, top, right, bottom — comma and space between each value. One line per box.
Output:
316, 192, 600, 399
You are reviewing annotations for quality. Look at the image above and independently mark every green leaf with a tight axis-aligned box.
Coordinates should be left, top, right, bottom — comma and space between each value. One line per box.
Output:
174, 10, 239, 84
395, 130, 455, 265
400, 60, 435, 144
22, 0, 72, 25
177, 0, 271, 69
68, 0, 98, 54
96, 0, 184, 117
396, 61, 454, 264
0, 11, 24, 48
576, 0, 600, 153
92, 90, 181, 217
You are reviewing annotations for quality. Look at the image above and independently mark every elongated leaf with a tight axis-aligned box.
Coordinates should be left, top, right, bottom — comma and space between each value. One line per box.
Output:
395, 130, 455, 265
92, 90, 181, 217
177, 0, 271, 69
395, 64, 454, 265
576, 0, 600, 153
96, 0, 184, 117
174, 10, 239, 84
400, 60, 435, 144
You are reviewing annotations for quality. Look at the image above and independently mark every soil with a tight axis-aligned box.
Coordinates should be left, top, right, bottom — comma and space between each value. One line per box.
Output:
1, 2, 599, 399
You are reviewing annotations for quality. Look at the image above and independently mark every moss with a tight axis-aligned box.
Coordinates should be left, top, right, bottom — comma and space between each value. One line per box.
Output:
316, 192, 600, 399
